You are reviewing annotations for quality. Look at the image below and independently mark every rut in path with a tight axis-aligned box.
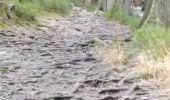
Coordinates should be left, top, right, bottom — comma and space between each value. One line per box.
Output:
0, 8, 159, 100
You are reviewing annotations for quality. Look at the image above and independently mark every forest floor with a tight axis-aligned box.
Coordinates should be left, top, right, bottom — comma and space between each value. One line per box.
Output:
0, 8, 166, 100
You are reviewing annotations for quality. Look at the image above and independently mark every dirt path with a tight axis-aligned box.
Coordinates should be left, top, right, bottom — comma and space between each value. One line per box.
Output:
0, 8, 160, 100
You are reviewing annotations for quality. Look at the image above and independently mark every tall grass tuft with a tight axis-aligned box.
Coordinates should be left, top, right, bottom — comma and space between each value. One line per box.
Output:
10, 0, 72, 21
37, 0, 72, 15
14, 1, 39, 21
134, 25, 170, 89
133, 25, 170, 59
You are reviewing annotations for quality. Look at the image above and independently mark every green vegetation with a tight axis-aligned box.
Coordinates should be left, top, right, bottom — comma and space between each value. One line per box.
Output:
85, 4, 97, 11
104, 8, 139, 29
133, 25, 170, 59
8, 0, 72, 21
0, 23, 6, 29
104, 7, 169, 60
71, 0, 97, 11
70, 0, 84, 7
0, 67, 9, 74
14, 1, 39, 21
36, 0, 72, 15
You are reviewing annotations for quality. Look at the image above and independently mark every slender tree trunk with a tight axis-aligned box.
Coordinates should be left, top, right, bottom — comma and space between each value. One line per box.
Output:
122, 0, 132, 15
98, 0, 116, 11
97, 0, 132, 16
0, 2, 13, 19
139, 0, 153, 27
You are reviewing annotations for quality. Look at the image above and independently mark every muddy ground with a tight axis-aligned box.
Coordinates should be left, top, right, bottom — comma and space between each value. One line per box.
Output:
0, 8, 164, 100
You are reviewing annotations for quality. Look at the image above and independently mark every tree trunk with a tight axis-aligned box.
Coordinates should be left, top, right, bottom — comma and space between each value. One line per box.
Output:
0, 2, 13, 19
87, 0, 132, 16
86, 0, 98, 5
139, 0, 153, 27
122, 0, 132, 15
98, 0, 116, 11
139, 0, 170, 27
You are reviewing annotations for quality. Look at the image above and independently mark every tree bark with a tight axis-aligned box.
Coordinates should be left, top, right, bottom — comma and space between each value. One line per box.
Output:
90, 0, 132, 16
139, 0, 153, 27
139, 0, 170, 27
122, 0, 132, 15
98, 0, 116, 11
0, 2, 13, 19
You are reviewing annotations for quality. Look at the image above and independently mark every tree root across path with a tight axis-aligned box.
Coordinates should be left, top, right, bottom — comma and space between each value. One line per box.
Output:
0, 8, 160, 100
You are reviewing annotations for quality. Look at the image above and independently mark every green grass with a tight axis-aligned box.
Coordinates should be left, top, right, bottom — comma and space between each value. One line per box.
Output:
133, 25, 170, 59
0, 23, 6, 29
85, 4, 97, 11
70, 0, 97, 11
8, 0, 72, 21
14, 1, 39, 21
104, 7, 170, 60
0, 67, 9, 74
36, 0, 72, 15
104, 8, 169, 59
70, 0, 84, 7
104, 8, 139, 29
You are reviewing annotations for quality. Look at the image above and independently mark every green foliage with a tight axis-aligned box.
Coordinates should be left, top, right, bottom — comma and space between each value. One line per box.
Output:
85, 4, 97, 11
10, 0, 72, 21
70, 0, 97, 11
14, 1, 39, 21
104, 8, 139, 29
133, 25, 170, 59
70, 0, 83, 7
37, 0, 72, 15
0, 67, 9, 74
0, 23, 6, 29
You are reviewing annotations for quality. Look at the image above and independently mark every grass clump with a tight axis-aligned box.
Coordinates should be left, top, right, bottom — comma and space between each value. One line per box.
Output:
37, 0, 72, 15
70, 0, 97, 11
0, 67, 9, 74
9, 0, 72, 21
136, 51, 170, 92
104, 8, 139, 29
133, 25, 170, 90
70, 0, 84, 7
85, 4, 97, 11
133, 25, 170, 59
14, 1, 39, 21
103, 43, 125, 66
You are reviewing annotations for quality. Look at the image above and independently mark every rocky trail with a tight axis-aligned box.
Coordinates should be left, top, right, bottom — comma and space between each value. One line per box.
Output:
0, 8, 161, 100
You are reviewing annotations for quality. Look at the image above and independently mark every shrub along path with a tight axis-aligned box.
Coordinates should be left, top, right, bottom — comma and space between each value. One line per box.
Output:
0, 8, 161, 100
